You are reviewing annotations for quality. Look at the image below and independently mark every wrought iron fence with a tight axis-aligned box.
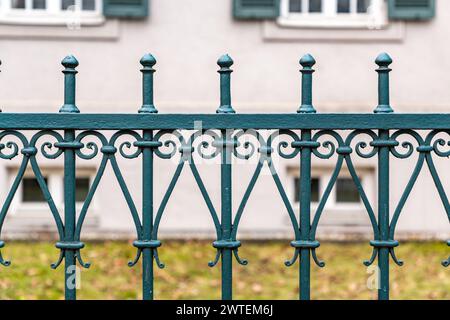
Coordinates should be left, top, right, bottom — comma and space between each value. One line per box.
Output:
0, 52, 448, 300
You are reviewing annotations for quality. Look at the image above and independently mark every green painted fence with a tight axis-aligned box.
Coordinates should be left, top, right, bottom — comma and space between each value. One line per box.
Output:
0, 53, 448, 300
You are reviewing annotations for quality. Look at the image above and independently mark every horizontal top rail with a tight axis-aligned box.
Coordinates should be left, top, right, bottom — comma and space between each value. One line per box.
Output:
0, 113, 449, 130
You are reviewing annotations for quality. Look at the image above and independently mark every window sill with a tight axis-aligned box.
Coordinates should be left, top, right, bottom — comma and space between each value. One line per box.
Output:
5, 209, 100, 231
262, 19, 405, 42
0, 18, 120, 41
296, 206, 369, 225
10, 203, 98, 215
277, 16, 388, 29
0, 14, 105, 26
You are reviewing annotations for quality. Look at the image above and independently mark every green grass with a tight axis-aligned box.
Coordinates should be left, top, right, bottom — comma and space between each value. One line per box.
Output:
0, 241, 448, 300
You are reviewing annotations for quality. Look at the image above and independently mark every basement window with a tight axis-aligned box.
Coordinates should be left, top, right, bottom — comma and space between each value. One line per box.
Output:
279, 0, 387, 29
21, 175, 91, 204
0, 0, 104, 25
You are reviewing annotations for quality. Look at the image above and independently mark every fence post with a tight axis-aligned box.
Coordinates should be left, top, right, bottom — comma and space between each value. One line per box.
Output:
374, 53, 394, 300
297, 54, 317, 300
217, 54, 234, 300
138, 54, 159, 300
59, 55, 80, 300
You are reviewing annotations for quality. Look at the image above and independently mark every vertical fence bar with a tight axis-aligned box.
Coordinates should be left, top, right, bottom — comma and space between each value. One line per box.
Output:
139, 54, 158, 300
299, 129, 312, 300
374, 53, 394, 300
377, 128, 390, 300
297, 54, 317, 300
217, 54, 235, 300
59, 55, 80, 300
142, 129, 155, 300
220, 129, 233, 300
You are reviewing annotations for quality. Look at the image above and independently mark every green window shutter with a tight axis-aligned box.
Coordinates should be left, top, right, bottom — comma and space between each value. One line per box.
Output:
103, 0, 149, 19
388, 0, 435, 20
233, 0, 280, 19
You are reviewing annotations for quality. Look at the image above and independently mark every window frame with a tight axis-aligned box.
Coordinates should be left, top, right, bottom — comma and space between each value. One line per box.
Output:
278, 0, 387, 29
0, 0, 104, 26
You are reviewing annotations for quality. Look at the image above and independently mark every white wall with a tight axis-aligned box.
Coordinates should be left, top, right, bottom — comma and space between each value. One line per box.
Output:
0, 0, 449, 240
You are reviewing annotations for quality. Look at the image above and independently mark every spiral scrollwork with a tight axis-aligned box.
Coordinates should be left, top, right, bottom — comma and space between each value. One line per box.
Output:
273, 130, 301, 159
74, 131, 109, 160
30, 130, 65, 160
0, 142, 18, 160
389, 130, 424, 159
109, 130, 143, 159
344, 130, 378, 159
232, 129, 262, 160
426, 130, 450, 157
194, 130, 221, 160
0, 131, 28, 160
312, 130, 343, 160
154, 129, 183, 159
433, 139, 450, 157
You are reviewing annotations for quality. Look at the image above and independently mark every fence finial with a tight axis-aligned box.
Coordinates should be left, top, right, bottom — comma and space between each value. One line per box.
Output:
216, 54, 235, 114
297, 54, 316, 114
59, 55, 80, 113
139, 53, 158, 114
374, 53, 394, 114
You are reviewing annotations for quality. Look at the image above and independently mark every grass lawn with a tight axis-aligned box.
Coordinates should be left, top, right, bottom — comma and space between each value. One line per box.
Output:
0, 241, 448, 300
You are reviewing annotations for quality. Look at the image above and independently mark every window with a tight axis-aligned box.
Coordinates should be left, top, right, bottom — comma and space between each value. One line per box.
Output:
0, 0, 103, 25
22, 175, 91, 204
293, 175, 360, 204
5, 168, 100, 232
335, 178, 360, 203
74, 177, 90, 202
293, 177, 320, 203
279, 0, 387, 28
22, 177, 48, 202
7, 168, 95, 218
287, 167, 375, 227
289, 167, 374, 207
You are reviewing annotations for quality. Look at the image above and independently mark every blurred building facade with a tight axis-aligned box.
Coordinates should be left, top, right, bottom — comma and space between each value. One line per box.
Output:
0, 0, 448, 240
